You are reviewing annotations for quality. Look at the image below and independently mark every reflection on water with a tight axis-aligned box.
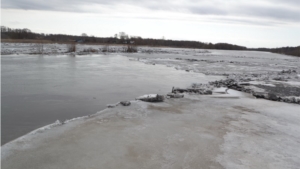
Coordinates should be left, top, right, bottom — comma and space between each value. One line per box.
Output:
1, 54, 221, 144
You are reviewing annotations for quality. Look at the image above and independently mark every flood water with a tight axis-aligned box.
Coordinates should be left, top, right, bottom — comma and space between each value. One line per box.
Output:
1, 54, 222, 145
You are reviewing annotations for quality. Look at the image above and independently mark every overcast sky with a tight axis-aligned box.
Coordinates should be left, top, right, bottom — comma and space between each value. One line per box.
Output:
1, 0, 300, 48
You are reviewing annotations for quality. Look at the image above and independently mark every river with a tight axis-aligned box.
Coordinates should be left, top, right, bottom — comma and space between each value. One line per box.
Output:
1, 54, 221, 144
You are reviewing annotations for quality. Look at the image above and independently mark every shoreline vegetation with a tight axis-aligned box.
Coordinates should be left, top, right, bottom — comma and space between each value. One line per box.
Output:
1, 26, 299, 57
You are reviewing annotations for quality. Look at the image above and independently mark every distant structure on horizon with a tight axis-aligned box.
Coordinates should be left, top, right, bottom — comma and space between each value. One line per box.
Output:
119, 32, 129, 39
114, 32, 141, 40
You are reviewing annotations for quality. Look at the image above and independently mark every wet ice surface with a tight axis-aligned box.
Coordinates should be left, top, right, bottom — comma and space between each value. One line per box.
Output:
1, 54, 221, 144
2, 91, 300, 169
125, 49, 300, 77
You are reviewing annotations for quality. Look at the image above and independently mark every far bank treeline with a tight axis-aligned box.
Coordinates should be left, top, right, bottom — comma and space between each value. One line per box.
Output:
1, 26, 299, 57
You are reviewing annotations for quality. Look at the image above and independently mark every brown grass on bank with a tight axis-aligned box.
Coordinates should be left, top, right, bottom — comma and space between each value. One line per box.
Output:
2, 39, 142, 48
1, 39, 174, 51
1, 39, 53, 44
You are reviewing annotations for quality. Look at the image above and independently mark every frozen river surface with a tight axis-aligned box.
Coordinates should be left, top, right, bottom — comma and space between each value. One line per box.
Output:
2, 45, 300, 169
1, 54, 221, 144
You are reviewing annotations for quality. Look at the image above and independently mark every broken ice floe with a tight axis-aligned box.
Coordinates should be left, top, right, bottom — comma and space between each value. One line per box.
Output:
120, 101, 131, 106
136, 94, 165, 102
167, 93, 184, 98
210, 79, 300, 104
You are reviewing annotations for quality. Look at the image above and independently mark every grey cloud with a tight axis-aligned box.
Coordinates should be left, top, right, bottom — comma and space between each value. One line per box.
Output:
272, 0, 300, 5
187, 2, 300, 22
2, 0, 300, 23
207, 17, 284, 26
234, 4, 300, 22
2, 0, 113, 12
189, 6, 227, 15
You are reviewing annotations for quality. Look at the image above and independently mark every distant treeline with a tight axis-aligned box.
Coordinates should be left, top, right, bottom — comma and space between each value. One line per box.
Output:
250, 47, 300, 57
1, 26, 299, 57
0, 26, 247, 50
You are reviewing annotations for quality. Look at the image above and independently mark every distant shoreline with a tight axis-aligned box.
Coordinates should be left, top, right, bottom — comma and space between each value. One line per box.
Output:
2, 39, 299, 57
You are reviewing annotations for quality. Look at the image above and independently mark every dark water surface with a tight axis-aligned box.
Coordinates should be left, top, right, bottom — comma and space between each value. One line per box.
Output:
1, 54, 221, 144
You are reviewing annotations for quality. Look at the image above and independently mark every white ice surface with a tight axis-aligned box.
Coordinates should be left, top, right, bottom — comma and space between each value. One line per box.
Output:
217, 99, 300, 169
213, 87, 228, 94
243, 81, 276, 87
2, 94, 300, 169
63, 116, 89, 124
283, 81, 300, 86
136, 94, 158, 99
211, 89, 249, 98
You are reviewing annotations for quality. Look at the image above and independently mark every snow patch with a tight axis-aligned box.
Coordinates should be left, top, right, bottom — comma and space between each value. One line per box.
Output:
217, 101, 300, 169
63, 116, 89, 124
213, 87, 228, 94
241, 81, 276, 87
136, 94, 158, 99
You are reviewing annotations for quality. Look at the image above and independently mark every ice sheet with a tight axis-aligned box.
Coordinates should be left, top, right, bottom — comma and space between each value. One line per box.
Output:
2, 95, 300, 169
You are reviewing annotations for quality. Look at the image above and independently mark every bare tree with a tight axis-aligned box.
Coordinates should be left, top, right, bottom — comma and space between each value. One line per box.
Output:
125, 45, 137, 53
81, 33, 88, 37
102, 45, 109, 52
35, 40, 44, 54
67, 42, 76, 52
119, 32, 128, 40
